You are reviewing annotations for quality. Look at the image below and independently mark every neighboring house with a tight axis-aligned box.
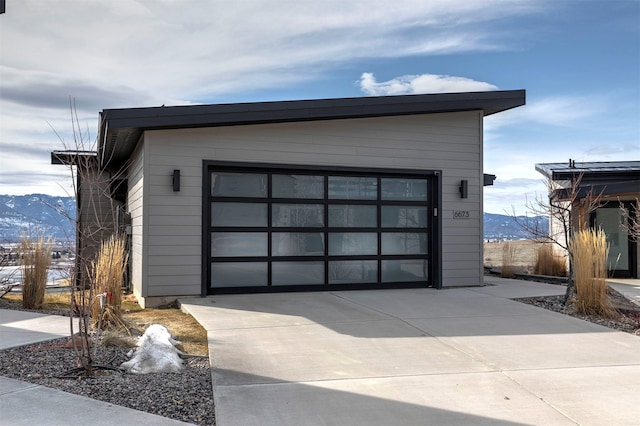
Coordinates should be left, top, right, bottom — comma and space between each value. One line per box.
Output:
535, 160, 640, 278
56, 91, 525, 307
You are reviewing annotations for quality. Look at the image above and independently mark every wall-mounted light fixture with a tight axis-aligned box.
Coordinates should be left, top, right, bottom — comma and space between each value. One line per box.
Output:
172, 169, 181, 192
459, 180, 468, 199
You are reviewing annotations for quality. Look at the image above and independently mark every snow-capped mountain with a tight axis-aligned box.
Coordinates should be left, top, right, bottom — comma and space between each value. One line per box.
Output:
0, 194, 76, 242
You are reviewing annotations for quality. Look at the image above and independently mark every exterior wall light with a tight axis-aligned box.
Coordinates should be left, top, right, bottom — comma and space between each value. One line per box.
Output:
173, 169, 181, 192
459, 180, 468, 198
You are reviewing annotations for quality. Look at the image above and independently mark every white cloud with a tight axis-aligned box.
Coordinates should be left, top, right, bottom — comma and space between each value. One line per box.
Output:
584, 143, 640, 158
484, 177, 548, 215
359, 72, 499, 96
485, 95, 604, 133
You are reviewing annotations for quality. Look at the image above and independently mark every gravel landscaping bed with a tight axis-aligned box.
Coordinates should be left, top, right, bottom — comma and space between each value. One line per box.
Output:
516, 288, 640, 335
0, 335, 215, 426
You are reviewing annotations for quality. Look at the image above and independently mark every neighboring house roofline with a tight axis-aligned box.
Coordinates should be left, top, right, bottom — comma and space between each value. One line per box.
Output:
535, 160, 640, 201
98, 90, 525, 168
535, 160, 640, 182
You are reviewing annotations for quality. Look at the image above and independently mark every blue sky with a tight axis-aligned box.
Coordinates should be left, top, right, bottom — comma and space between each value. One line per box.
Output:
1, 0, 638, 214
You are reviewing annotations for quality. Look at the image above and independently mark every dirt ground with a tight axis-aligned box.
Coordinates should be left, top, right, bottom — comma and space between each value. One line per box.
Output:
484, 239, 541, 274
0, 292, 209, 355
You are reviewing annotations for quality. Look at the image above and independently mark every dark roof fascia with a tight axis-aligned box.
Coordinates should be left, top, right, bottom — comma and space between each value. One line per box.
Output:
51, 150, 98, 166
552, 180, 640, 201
99, 90, 525, 167
102, 90, 525, 129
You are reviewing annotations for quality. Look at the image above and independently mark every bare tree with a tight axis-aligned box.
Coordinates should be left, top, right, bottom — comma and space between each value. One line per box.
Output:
512, 173, 603, 303
51, 99, 130, 375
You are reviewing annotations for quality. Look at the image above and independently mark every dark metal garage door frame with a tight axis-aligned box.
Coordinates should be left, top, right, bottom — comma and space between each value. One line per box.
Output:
202, 160, 441, 295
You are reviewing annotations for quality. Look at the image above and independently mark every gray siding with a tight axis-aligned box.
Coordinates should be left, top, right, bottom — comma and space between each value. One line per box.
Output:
76, 164, 123, 288
141, 111, 484, 297
127, 141, 145, 299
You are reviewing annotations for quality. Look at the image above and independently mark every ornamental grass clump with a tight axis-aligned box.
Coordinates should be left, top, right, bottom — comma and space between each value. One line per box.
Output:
20, 235, 52, 309
569, 228, 615, 317
90, 234, 128, 330
501, 241, 517, 278
534, 244, 567, 276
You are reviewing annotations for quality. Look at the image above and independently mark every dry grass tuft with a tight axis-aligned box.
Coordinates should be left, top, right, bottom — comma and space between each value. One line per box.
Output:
100, 330, 137, 348
124, 308, 209, 356
534, 244, 567, 276
501, 242, 517, 278
90, 234, 129, 330
569, 228, 616, 317
20, 235, 52, 309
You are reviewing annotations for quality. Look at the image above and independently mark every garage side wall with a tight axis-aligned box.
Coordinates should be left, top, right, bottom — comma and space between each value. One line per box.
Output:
127, 139, 146, 301
142, 112, 483, 299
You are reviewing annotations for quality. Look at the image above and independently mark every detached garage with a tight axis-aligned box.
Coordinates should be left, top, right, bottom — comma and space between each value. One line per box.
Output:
95, 90, 525, 307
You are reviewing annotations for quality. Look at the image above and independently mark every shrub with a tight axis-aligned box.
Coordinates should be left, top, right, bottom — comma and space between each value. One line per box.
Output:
569, 228, 615, 317
90, 234, 128, 329
501, 241, 517, 278
20, 235, 52, 309
534, 244, 567, 276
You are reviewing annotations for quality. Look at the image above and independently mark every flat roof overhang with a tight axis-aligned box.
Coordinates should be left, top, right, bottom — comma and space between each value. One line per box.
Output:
552, 180, 640, 201
536, 161, 640, 182
51, 150, 98, 166
98, 89, 525, 168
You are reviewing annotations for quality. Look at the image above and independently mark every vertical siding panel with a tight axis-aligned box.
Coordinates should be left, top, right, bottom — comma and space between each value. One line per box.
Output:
127, 140, 145, 299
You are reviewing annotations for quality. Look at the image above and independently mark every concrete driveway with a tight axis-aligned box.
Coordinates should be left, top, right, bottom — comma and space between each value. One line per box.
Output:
179, 278, 640, 426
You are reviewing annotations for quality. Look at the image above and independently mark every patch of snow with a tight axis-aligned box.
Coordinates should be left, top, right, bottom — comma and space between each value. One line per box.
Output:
120, 324, 184, 374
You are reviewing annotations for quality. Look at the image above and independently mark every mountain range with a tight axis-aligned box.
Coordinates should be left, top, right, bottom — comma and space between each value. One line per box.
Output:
483, 212, 548, 241
0, 194, 547, 243
0, 194, 76, 243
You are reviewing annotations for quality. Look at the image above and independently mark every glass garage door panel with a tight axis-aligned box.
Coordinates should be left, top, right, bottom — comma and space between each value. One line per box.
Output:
381, 232, 428, 255
381, 178, 428, 201
328, 176, 377, 200
211, 232, 268, 257
381, 206, 428, 228
272, 232, 325, 256
272, 175, 324, 198
382, 259, 428, 282
272, 261, 324, 285
272, 204, 324, 227
328, 233, 377, 255
211, 262, 268, 287
212, 202, 268, 227
328, 205, 377, 227
211, 172, 267, 197
328, 260, 377, 284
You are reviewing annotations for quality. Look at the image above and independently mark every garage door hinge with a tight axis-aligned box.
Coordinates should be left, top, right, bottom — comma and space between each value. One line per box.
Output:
433, 208, 438, 217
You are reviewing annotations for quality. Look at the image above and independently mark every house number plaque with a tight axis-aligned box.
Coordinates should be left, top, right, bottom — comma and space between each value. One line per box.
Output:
453, 210, 470, 219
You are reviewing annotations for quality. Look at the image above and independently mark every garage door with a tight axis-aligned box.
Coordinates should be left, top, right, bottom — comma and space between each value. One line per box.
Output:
203, 162, 438, 294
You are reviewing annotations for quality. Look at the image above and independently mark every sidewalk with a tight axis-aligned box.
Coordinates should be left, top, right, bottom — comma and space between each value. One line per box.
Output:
0, 309, 193, 426
607, 278, 640, 307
